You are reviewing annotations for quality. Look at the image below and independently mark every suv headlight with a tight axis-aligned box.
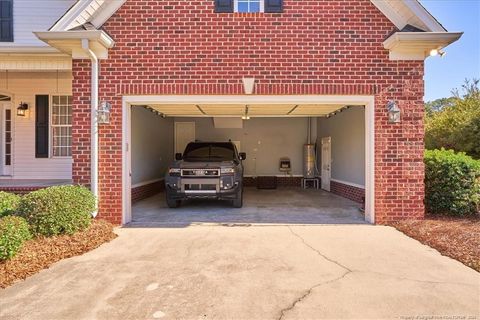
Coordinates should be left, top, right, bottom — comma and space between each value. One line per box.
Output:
221, 168, 235, 175
168, 168, 181, 176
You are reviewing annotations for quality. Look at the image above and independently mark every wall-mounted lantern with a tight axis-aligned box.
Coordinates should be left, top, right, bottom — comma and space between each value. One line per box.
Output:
98, 101, 111, 124
387, 100, 401, 124
17, 102, 29, 116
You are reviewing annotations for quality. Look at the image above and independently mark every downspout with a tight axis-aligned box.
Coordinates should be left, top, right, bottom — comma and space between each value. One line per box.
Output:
81, 39, 99, 217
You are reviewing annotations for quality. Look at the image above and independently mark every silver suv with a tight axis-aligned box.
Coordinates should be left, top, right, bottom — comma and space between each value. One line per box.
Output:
165, 142, 246, 208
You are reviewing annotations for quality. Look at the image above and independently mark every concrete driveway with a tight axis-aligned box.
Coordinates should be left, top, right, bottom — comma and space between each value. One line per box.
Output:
1, 225, 479, 320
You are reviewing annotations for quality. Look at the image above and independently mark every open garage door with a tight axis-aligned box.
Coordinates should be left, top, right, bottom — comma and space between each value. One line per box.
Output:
123, 95, 375, 225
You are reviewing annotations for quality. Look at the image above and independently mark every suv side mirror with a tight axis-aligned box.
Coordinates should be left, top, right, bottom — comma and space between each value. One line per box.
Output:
175, 153, 183, 161
239, 152, 246, 161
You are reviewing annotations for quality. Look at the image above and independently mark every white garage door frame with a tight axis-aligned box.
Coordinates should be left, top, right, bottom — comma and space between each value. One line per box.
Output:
122, 95, 376, 224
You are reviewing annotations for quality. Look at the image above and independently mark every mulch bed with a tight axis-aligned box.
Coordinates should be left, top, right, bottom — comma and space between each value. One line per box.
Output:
391, 216, 480, 272
0, 220, 117, 288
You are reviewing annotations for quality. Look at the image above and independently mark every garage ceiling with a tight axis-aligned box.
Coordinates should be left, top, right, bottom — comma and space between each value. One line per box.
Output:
145, 104, 350, 117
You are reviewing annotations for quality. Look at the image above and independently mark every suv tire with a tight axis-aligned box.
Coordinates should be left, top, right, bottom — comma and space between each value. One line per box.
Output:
166, 195, 180, 208
232, 186, 243, 208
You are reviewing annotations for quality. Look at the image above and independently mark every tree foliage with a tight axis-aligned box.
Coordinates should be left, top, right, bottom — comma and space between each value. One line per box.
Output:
425, 79, 480, 159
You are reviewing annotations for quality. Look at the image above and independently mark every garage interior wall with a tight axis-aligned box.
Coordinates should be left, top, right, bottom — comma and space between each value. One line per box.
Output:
317, 107, 365, 186
175, 117, 317, 176
131, 107, 174, 186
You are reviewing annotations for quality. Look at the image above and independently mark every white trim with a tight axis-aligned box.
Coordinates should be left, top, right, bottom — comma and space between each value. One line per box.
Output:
370, 0, 406, 30
370, 0, 446, 32
127, 95, 375, 105
34, 31, 115, 49
49, 1, 93, 31
50, 0, 127, 31
403, 0, 446, 32
90, 0, 127, 29
132, 178, 164, 189
330, 179, 365, 190
234, 0, 264, 13
50, 94, 73, 158
122, 95, 376, 224
383, 32, 463, 61
0, 102, 13, 176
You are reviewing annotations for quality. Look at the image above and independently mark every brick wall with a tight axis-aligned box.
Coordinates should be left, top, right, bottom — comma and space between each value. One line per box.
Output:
72, 0, 425, 224
132, 180, 165, 203
330, 181, 365, 205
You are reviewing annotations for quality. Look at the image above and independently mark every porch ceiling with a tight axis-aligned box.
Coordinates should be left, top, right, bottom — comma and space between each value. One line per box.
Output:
146, 104, 350, 117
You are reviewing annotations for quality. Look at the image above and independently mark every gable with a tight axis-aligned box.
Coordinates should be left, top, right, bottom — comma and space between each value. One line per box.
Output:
51, 0, 446, 33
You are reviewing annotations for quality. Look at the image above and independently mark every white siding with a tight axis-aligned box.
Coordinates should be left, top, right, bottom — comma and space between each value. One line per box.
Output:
0, 0, 76, 48
0, 71, 73, 179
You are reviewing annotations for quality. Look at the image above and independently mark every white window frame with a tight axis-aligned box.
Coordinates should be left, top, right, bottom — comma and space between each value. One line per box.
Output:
234, 0, 264, 13
50, 95, 73, 158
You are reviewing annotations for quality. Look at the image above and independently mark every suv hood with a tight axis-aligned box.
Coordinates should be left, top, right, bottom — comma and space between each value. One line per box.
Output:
176, 161, 236, 169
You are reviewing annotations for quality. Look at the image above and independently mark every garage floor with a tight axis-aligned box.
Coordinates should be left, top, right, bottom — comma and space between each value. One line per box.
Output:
131, 187, 366, 226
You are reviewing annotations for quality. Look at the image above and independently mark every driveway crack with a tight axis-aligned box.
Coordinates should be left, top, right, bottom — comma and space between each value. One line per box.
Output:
287, 226, 352, 272
277, 271, 351, 320
277, 227, 354, 320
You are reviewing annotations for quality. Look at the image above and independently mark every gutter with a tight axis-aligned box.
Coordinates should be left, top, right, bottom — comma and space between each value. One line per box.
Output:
81, 39, 99, 218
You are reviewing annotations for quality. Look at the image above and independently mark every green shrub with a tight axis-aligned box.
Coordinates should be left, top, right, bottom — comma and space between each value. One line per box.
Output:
425, 149, 480, 216
18, 185, 96, 236
0, 216, 31, 260
0, 192, 21, 217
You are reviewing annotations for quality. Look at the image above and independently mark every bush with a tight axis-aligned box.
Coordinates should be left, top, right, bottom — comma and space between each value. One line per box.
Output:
18, 185, 96, 236
425, 149, 480, 216
0, 192, 20, 218
0, 216, 31, 260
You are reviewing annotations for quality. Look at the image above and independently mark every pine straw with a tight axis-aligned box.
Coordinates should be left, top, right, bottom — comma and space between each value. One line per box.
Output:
391, 216, 480, 272
0, 219, 117, 288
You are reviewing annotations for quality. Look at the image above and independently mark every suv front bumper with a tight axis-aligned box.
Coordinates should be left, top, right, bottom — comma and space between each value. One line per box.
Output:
166, 182, 241, 200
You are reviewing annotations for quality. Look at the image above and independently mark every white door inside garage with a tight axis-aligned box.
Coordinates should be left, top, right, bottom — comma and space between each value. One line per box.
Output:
123, 95, 375, 225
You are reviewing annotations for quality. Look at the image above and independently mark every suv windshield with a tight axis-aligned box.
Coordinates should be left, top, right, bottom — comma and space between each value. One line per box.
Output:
183, 143, 236, 162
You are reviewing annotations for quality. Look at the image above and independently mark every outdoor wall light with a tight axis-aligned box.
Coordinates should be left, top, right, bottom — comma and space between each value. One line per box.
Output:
98, 101, 112, 124
429, 49, 446, 57
17, 102, 29, 116
242, 77, 256, 95
387, 100, 401, 124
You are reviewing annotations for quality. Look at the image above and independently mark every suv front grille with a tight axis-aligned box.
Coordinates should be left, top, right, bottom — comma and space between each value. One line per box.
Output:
181, 169, 220, 177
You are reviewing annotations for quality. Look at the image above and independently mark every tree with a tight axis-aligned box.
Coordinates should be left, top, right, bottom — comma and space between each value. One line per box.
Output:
425, 79, 480, 159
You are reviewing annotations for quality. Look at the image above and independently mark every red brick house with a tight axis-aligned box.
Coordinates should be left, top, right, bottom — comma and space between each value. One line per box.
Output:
0, 0, 461, 225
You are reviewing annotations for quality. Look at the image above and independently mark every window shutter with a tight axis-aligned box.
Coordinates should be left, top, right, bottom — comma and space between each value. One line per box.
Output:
264, 0, 283, 13
0, 0, 13, 42
35, 95, 49, 158
214, 0, 233, 13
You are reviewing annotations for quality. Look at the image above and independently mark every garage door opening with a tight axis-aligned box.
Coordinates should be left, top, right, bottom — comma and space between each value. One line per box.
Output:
123, 95, 375, 226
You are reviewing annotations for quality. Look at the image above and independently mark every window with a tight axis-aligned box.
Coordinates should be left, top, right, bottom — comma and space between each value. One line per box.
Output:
0, 0, 13, 42
236, 0, 263, 13
51, 96, 72, 157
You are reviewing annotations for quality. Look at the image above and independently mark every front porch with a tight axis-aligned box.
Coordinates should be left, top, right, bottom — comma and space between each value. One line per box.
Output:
0, 179, 72, 194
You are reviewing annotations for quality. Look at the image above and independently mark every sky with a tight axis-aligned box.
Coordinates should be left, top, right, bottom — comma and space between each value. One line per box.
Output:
420, 0, 480, 102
